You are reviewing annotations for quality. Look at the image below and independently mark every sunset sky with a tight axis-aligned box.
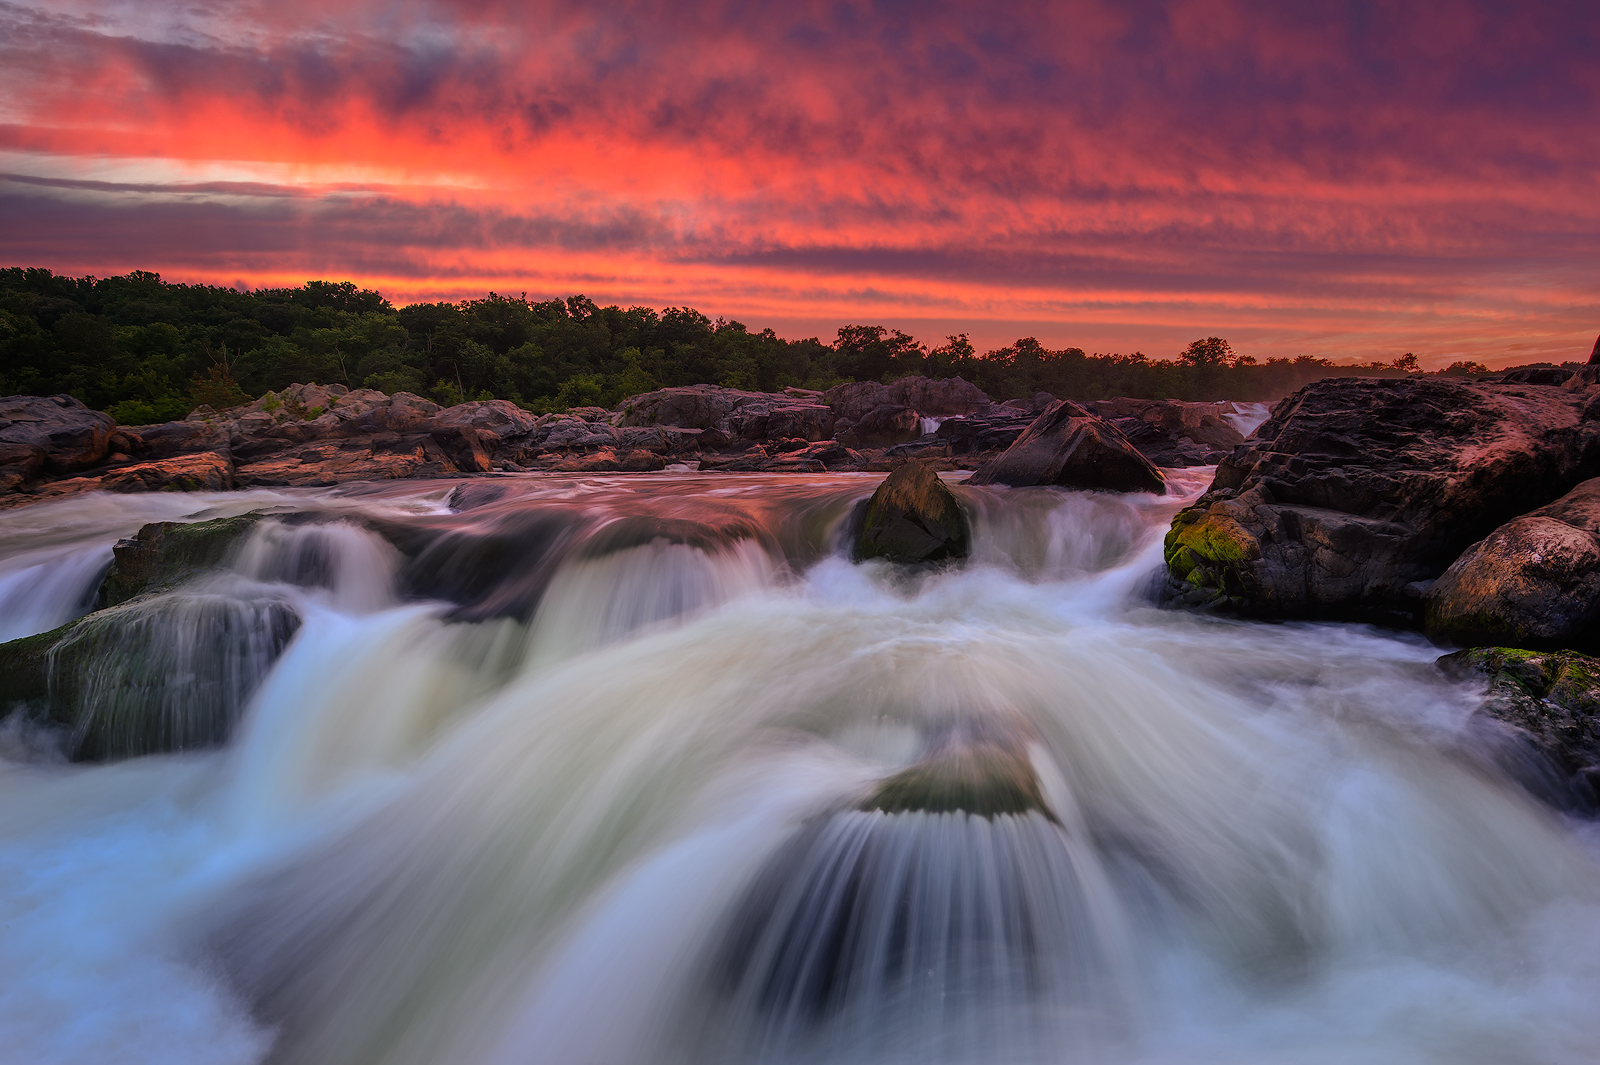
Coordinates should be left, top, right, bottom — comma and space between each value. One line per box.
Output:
1, 0, 1595, 367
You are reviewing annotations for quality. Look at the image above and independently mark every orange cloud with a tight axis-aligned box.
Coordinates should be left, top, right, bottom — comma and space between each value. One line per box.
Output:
2, 0, 1596, 366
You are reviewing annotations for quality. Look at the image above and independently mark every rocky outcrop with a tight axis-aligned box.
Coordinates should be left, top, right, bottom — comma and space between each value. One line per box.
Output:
1164, 378, 1600, 619
861, 741, 1047, 818
0, 394, 115, 491
1425, 479, 1600, 649
968, 401, 1167, 494
1440, 647, 1600, 812
852, 460, 970, 564
1085, 398, 1249, 467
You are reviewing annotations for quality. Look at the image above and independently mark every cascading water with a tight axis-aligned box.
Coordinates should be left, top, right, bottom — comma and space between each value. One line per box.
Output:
0, 471, 1598, 1065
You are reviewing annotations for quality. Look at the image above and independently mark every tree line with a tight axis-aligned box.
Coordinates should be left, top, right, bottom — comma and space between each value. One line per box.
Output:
0, 267, 1512, 424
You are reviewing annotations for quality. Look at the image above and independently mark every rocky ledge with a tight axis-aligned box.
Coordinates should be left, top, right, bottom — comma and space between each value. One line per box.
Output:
1, 379, 1242, 508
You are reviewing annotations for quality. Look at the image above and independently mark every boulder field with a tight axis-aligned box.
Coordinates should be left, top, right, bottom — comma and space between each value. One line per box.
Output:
0, 379, 1251, 508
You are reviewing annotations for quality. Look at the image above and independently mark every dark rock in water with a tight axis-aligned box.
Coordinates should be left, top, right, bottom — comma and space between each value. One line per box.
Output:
968, 401, 1166, 494
861, 741, 1049, 819
1164, 377, 1600, 620
97, 512, 270, 609
1425, 478, 1600, 648
852, 460, 970, 564
0, 591, 302, 761
1440, 647, 1600, 812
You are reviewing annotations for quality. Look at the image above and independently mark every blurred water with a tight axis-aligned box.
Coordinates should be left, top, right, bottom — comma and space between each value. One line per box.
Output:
0, 471, 1594, 1065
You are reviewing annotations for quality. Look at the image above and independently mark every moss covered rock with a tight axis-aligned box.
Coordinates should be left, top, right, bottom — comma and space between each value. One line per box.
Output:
1439, 646, 1600, 811
96, 512, 269, 608
852, 460, 970, 565
860, 741, 1050, 820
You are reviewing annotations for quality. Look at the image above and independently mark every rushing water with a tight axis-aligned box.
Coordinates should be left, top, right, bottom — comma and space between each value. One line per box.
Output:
0, 471, 1598, 1065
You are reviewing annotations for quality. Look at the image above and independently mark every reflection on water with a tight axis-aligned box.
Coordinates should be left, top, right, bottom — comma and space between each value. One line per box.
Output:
0, 470, 1595, 1065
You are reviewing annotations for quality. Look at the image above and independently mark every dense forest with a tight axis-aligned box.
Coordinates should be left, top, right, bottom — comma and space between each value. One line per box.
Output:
1, 268, 1500, 424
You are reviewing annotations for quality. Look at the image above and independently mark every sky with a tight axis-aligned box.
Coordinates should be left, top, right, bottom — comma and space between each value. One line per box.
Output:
0, 0, 1596, 368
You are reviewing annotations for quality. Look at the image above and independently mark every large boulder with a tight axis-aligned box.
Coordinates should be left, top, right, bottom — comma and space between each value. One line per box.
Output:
97, 512, 270, 608
968, 401, 1166, 493
823, 376, 988, 423
1425, 478, 1600, 648
98, 451, 236, 493
1164, 378, 1600, 619
1085, 398, 1248, 467
1440, 647, 1600, 812
0, 395, 114, 486
852, 460, 970, 564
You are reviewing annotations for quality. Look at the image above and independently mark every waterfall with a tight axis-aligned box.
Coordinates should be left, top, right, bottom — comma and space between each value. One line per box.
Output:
0, 473, 1596, 1065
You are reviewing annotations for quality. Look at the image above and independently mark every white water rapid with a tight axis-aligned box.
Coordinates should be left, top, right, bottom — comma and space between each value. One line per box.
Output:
1, 471, 1598, 1065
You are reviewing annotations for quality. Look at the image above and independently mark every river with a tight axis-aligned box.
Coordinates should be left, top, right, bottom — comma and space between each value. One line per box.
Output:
0, 470, 1597, 1065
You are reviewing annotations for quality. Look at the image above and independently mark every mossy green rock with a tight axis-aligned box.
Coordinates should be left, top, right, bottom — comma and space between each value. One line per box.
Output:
853, 460, 970, 565
96, 512, 268, 608
1440, 646, 1600, 810
861, 742, 1051, 820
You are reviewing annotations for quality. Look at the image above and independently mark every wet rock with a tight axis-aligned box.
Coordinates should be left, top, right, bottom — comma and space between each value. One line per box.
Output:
1440, 647, 1600, 812
1425, 478, 1600, 648
0, 592, 301, 761
861, 741, 1048, 818
99, 450, 236, 493
1164, 377, 1600, 620
96, 512, 270, 609
968, 401, 1166, 494
853, 460, 970, 564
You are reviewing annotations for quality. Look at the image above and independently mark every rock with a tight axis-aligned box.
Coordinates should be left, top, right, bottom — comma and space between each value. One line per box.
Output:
615, 385, 782, 431
1591, 334, 1600, 364
1494, 367, 1575, 386
0, 592, 301, 761
98, 451, 236, 493
823, 376, 987, 423
0, 395, 114, 483
838, 405, 921, 448
96, 512, 270, 609
853, 460, 970, 564
1440, 647, 1600, 811
1164, 377, 1600, 619
862, 741, 1048, 818
1425, 478, 1600, 648
968, 401, 1167, 494
1085, 398, 1247, 467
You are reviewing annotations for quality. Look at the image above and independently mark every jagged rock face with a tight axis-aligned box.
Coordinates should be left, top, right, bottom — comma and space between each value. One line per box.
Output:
0, 394, 115, 489
852, 460, 970, 564
968, 401, 1166, 494
1164, 378, 1600, 620
1426, 478, 1600, 648
1440, 647, 1600, 813
823, 377, 988, 423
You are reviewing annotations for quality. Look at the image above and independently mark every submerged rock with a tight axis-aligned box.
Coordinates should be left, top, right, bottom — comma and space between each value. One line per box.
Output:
861, 740, 1049, 819
852, 460, 970, 564
1440, 647, 1600, 811
1425, 478, 1600, 649
1164, 377, 1600, 620
968, 400, 1166, 494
